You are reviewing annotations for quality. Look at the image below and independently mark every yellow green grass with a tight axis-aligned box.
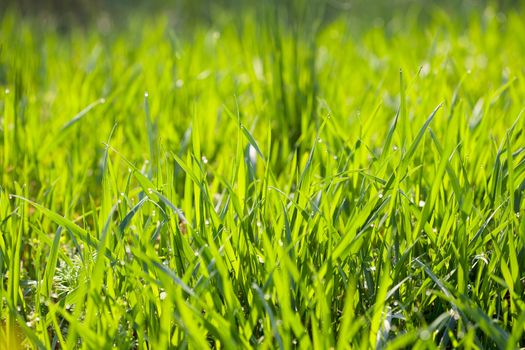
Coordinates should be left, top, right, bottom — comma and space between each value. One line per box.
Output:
1, 2, 525, 348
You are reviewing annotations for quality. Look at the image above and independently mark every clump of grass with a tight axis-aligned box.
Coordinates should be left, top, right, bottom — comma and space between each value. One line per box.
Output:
1, 2, 525, 348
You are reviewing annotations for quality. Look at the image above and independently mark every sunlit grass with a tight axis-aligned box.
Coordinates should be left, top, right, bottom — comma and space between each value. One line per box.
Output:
1, 3, 525, 348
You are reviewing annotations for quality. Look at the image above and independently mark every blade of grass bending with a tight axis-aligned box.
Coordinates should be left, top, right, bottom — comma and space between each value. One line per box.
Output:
455, 295, 509, 348
298, 120, 326, 188
384, 103, 442, 192
400, 103, 442, 168
118, 197, 148, 232
152, 189, 188, 222
132, 247, 196, 297
37, 98, 106, 158
42, 227, 62, 298
10, 195, 95, 249
60, 98, 106, 131
381, 110, 399, 161
101, 122, 118, 178
240, 124, 266, 161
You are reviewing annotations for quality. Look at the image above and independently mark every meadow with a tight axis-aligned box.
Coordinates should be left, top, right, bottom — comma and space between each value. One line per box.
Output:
1, 1, 525, 348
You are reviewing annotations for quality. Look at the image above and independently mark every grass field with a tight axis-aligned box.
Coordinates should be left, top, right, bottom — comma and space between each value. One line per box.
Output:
1, 1, 525, 348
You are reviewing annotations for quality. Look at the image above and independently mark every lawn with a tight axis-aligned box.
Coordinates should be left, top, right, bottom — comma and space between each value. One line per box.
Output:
1, 1, 525, 348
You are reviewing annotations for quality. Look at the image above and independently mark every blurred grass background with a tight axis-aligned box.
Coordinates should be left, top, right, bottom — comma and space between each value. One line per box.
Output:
1, 0, 522, 29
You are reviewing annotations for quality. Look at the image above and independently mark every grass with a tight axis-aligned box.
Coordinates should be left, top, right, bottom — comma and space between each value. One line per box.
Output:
1, 2, 525, 348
